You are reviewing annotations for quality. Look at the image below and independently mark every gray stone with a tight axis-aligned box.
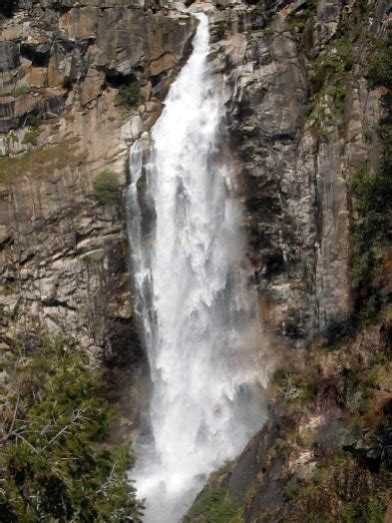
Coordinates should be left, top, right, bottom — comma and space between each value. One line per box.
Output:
0, 41, 19, 72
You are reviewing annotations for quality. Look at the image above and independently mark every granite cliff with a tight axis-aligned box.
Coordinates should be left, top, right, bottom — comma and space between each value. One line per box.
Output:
0, 0, 391, 520
0, 0, 195, 438
186, 0, 392, 519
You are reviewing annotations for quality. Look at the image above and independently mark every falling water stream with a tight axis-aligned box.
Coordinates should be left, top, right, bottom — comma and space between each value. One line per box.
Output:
126, 13, 267, 522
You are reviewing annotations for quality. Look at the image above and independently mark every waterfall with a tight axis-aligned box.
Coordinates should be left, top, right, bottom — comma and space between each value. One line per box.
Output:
126, 13, 267, 522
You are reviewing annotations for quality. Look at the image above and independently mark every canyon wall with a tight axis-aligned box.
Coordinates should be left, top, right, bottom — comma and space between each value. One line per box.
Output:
187, 1, 392, 519
0, 0, 196, 436
0, 0, 391, 518
1, 0, 386, 396
209, 0, 386, 347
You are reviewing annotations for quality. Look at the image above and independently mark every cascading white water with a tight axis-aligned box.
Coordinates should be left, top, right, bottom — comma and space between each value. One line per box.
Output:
126, 13, 267, 522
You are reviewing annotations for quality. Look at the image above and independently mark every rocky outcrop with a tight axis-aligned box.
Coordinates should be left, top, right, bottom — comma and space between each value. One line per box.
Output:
0, 0, 195, 436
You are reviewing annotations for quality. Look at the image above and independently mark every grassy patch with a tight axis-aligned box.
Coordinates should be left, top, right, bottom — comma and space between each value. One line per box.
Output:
183, 488, 243, 523
0, 142, 80, 184
10, 86, 40, 97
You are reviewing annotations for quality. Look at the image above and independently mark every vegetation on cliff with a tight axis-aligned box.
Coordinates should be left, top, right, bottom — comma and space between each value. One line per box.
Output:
115, 79, 140, 110
0, 141, 81, 184
184, 487, 242, 523
350, 24, 392, 325
93, 170, 120, 205
184, 300, 392, 523
0, 338, 143, 522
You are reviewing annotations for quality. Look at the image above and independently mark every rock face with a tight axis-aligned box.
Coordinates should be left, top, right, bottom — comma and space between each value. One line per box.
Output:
0, 0, 195, 436
184, 1, 392, 519
189, 317, 392, 521
0, 0, 389, 464
208, 0, 385, 346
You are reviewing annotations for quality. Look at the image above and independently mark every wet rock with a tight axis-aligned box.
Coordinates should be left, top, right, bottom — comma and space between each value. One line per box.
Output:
21, 42, 51, 67
209, 0, 383, 344
260, 248, 285, 278
0, 41, 19, 72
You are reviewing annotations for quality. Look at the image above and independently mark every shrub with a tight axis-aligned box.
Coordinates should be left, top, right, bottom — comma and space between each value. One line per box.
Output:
364, 128, 372, 143
26, 112, 39, 129
115, 80, 140, 109
216, 21, 226, 40
367, 24, 392, 89
0, 339, 143, 521
23, 128, 38, 145
93, 170, 120, 204
323, 314, 347, 342
62, 75, 73, 90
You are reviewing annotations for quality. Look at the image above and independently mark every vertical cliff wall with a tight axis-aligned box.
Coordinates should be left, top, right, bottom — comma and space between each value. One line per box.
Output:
207, 0, 388, 349
0, 0, 196, 437
186, 1, 392, 519
1, 0, 387, 410
1, 0, 391, 518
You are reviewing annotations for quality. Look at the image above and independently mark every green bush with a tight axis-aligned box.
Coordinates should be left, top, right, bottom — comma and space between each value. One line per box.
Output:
93, 170, 120, 205
62, 75, 73, 90
216, 21, 226, 40
0, 339, 143, 521
23, 128, 38, 145
26, 112, 39, 129
323, 314, 347, 342
367, 24, 392, 89
115, 80, 140, 109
